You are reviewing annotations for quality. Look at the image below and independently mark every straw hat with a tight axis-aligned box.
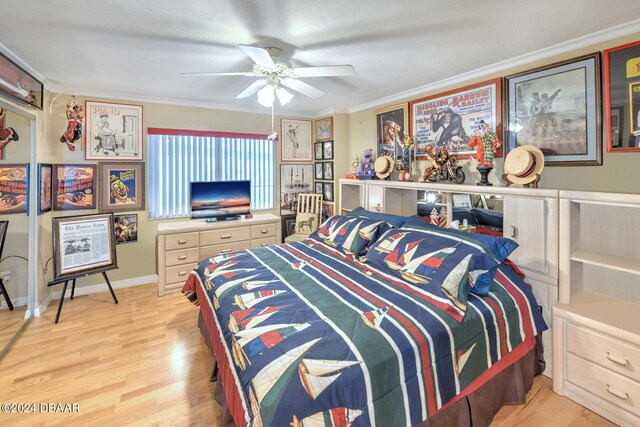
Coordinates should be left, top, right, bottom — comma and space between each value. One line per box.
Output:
504, 145, 545, 185
374, 155, 395, 179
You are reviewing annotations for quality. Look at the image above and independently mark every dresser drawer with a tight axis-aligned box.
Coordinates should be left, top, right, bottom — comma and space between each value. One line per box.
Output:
567, 322, 640, 382
251, 223, 277, 239
165, 232, 199, 250
566, 352, 640, 415
251, 236, 277, 248
201, 227, 251, 246
200, 241, 251, 259
165, 264, 197, 284
165, 247, 200, 267
163, 282, 185, 294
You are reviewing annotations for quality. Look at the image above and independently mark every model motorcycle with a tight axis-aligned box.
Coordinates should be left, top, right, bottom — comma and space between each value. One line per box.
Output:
423, 155, 465, 184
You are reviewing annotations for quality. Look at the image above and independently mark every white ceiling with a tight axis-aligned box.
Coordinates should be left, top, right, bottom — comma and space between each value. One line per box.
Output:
1, 1, 640, 116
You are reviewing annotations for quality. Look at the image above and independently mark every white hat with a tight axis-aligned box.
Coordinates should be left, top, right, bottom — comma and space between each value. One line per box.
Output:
374, 155, 395, 179
504, 145, 545, 185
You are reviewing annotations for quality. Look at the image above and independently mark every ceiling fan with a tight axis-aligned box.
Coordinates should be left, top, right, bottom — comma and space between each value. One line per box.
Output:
182, 45, 355, 106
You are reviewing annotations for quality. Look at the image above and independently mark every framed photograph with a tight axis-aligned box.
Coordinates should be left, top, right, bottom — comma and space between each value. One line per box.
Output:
315, 182, 323, 194
98, 162, 145, 212
506, 53, 602, 165
321, 202, 334, 223
281, 214, 297, 242
410, 78, 502, 159
604, 40, 640, 151
314, 142, 324, 160
52, 213, 117, 281
376, 103, 408, 159
315, 116, 333, 142
0, 51, 43, 110
323, 140, 334, 160
323, 162, 334, 180
323, 182, 334, 202
85, 101, 144, 161
281, 118, 312, 162
114, 213, 138, 244
280, 164, 313, 215
38, 163, 52, 215
0, 164, 29, 214
314, 162, 323, 180
53, 164, 97, 211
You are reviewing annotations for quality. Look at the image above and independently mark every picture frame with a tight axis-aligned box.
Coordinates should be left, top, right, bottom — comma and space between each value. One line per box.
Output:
53, 164, 97, 211
114, 213, 138, 244
323, 140, 334, 160
281, 118, 312, 162
376, 103, 408, 160
314, 162, 324, 180
323, 162, 334, 181
0, 50, 43, 110
38, 163, 52, 215
505, 53, 602, 165
410, 78, 502, 159
323, 182, 334, 202
315, 182, 323, 194
604, 40, 640, 152
85, 101, 144, 161
315, 116, 333, 142
0, 164, 29, 214
98, 162, 145, 212
281, 213, 297, 242
52, 213, 117, 281
314, 142, 324, 160
280, 164, 313, 215
321, 202, 334, 223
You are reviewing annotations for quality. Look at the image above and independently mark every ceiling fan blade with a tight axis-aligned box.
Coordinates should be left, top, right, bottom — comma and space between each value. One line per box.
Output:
239, 44, 276, 69
280, 78, 325, 99
290, 65, 355, 77
236, 79, 267, 99
181, 71, 255, 76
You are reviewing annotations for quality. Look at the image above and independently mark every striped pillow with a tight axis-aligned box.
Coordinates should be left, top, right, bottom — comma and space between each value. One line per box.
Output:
310, 215, 390, 255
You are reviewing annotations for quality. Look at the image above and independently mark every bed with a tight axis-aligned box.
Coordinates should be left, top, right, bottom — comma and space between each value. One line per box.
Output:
182, 214, 547, 427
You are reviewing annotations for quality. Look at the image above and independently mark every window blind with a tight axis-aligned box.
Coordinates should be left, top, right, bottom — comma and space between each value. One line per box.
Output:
147, 131, 274, 219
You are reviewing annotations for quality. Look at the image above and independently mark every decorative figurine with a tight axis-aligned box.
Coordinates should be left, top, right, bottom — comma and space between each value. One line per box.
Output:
60, 99, 85, 151
397, 135, 415, 181
422, 146, 465, 184
357, 148, 375, 180
467, 120, 501, 186
0, 108, 19, 151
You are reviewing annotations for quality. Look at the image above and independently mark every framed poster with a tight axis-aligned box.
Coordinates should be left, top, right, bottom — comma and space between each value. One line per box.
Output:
323, 140, 334, 160
98, 162, 145, 212
323, 182, 334, 202
506, 53, 601, 165
315, 182, 323, 194
410, 78, 502, 160
314, 142, 324, 160
315, 116, 333, 142
323, 162, 334, 180
321, 202, 334, 223
38, 163, 52, 215
314, 162, 323, 180
53, 164, 97, 210
376, 103, 408, 159
281, 214, 297, 242
281, 118, 312, 162
0, 164, 29, 214
52, 213, 117, 281
114, 213, 138, 244
85, 101, 144, 161
604, 40, 640, 151
280, 164, 313, 215
0, 51, 43, 110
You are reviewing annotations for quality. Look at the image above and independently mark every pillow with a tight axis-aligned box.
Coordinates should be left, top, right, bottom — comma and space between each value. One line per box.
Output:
347, 207, 407, 228
294, 212, 319, 234
400, 216, 518, 296
365, 228, 502, 318
310, 215, 389, 255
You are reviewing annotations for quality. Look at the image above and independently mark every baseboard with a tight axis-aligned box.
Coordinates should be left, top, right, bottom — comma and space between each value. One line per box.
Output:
51, 274, 158, 300
0, 296, 28, 310
34, 292, 53, 317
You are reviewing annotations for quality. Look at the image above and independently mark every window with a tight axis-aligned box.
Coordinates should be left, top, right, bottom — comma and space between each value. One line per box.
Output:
147, 129, 274, 219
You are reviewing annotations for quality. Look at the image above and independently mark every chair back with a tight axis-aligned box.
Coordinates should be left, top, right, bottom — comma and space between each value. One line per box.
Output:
297, 193, 322, 215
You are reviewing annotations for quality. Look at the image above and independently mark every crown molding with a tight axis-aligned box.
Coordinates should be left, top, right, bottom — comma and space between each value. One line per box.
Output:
347, 18, 640, 114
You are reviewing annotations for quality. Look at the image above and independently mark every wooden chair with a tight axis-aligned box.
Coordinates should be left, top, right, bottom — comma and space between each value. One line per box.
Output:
284, 193, 323, 243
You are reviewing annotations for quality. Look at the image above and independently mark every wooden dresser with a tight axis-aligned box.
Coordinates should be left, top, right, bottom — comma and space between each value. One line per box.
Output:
156, 214, 281, 295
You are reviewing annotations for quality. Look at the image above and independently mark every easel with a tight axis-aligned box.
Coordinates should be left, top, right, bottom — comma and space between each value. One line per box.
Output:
47, 267, 118, 324
0, 277, 13, 311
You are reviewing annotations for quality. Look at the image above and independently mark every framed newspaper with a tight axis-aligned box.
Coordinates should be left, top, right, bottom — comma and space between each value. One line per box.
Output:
52, 213, 118, 280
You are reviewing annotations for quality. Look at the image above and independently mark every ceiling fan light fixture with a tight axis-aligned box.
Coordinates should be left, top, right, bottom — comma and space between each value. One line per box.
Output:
275, 87, 293, 105
257, 84, 275, 107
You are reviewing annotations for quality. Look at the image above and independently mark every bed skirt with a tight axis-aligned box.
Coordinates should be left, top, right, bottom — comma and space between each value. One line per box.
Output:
198, 312, 545, 427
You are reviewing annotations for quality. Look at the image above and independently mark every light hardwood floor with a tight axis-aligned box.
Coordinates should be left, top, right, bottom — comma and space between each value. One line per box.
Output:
0, 285, 615, 426
0, 306, 28, 355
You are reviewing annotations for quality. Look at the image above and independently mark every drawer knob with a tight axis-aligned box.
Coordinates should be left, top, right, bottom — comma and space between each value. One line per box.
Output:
261, 243, 268, 247
605, 384, 629, 400
375, 204, 381, 212
178, 271, 188, 276
510, 225, 517, 238
178, 239, 188, 244
605, 352, 630, 367
221, 234, 232, 239
178, 255, 188, 260
261, 229, 268, 234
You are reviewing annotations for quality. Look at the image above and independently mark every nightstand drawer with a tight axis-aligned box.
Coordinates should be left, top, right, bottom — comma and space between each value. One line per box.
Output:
201, 227, 251, 245
200, 241, 251, 259
252, 237, 277, 248
165, 247, 200, 267
165, 264, 197, 284
251, 223, 277, 239
566, 352, 640, 415
166, 232, 199, 250
567, 322, 640, 382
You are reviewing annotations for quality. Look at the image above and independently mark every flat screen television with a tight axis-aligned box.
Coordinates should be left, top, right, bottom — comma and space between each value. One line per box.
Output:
190, 180, 251, 220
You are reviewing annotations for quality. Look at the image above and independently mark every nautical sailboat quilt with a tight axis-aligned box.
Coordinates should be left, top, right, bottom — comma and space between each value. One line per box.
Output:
183, 239, 547, 427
